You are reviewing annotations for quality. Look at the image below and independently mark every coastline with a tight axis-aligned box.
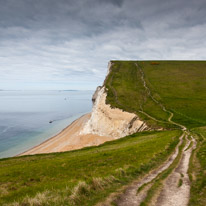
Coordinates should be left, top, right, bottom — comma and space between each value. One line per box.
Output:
19, 113, 113, 156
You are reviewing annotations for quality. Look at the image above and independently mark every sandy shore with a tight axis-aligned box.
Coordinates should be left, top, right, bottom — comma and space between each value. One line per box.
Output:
19, 113, 113, 156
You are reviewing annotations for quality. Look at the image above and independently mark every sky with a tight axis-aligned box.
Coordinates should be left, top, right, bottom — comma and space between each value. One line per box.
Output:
0, 0, 206, 90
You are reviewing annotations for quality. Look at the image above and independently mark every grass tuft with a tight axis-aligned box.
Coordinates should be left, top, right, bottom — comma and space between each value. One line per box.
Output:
178, 178, 183, 187
69, 181, 90, 204
6, 191, 50, 206
91, 177, 105, 190
115, 168, 127, 177
104, 175, 117, 184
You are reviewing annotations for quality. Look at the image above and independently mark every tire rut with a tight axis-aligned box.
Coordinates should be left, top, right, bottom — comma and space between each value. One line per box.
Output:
115, 133, 185, 206
153, 135, 196, 206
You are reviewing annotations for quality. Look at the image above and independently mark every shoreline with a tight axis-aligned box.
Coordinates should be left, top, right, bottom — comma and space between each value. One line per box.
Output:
17, 113, 88, 156
19, 113, 113, 156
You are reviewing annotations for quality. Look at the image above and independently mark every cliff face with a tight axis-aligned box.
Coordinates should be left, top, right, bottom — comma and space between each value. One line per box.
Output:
80, 62, 149, 138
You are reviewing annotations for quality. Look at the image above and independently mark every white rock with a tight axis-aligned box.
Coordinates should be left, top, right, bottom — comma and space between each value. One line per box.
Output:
80, 62, 148, 138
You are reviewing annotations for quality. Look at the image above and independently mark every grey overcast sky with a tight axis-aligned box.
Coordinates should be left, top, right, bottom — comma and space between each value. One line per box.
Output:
0, 0, 206, 90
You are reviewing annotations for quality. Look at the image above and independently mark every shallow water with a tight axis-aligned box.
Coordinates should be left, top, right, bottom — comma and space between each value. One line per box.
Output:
0, 90, 93, 158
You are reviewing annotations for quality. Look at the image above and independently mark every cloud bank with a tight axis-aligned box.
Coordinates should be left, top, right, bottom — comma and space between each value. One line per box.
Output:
0, 0, 205, 90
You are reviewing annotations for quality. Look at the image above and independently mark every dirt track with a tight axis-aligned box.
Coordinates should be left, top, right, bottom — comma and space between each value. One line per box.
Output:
154, 136, 196, 206
115, 133, 185, 206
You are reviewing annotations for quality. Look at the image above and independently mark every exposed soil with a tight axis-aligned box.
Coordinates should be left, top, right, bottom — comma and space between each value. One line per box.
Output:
115, 134, 184, 206
154, 136, 196, 206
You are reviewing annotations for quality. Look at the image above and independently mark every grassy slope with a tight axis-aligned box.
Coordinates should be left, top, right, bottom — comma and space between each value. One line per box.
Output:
105, 60, 206, 205
106, 61, 206, 129
104, 61, 174, 129
189, 127, 206, 206
140, 61, 206, 129
0, 130, 180, 205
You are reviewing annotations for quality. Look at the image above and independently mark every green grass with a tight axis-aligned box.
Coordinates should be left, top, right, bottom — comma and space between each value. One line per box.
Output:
104, 61, 174, 129
178, 178, 183, 187
140, 61, 206, 129
189, 127, 206, 206
105, 61, 206, 129
104, 60, 206, 204
0, 130, 180, 205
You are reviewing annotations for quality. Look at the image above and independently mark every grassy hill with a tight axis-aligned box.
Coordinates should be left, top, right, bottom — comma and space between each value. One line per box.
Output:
1, 61, 206, 205
105, 61, 206, 129
0, 130, 180, 205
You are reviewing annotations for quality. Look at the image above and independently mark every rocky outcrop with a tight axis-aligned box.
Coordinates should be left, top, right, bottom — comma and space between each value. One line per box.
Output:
80, 62, 149, 139
92, 86, 102, 104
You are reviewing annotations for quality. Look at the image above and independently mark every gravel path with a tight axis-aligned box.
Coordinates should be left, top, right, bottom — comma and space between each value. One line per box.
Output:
115, 133, 184, 206
154, 136, 196, 206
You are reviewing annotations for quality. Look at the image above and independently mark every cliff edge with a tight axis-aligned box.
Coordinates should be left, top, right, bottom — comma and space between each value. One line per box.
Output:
80, 62, 149, 138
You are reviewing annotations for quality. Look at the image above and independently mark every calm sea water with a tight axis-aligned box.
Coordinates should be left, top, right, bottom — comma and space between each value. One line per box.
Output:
0, 90, 93, 158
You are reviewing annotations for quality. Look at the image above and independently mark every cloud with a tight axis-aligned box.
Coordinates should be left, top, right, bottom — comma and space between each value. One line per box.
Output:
0, 0, 205, 90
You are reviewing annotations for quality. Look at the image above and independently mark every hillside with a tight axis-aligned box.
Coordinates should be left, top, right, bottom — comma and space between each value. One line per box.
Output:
105, 61, 206, 129
0, 61, 206, 206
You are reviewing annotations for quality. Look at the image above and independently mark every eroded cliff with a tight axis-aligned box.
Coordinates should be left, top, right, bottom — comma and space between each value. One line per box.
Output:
80, 62, 149, 138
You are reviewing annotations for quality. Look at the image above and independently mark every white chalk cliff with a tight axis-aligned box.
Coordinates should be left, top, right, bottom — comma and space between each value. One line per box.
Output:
80, 62, 149, 138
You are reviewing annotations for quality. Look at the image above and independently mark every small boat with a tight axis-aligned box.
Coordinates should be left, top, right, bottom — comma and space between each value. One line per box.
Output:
49, 121, 53, 123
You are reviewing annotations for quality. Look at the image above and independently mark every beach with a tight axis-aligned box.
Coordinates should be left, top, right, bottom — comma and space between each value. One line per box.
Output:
0, 90, 94, 158
19, 113, 113, 156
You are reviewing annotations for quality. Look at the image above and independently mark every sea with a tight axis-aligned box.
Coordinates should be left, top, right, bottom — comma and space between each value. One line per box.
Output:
0, 90, 93, 159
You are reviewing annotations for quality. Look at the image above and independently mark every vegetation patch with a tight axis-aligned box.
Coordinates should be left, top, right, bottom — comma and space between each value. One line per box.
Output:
178, 178, 183, 187
0, 130, 180, 206
140, 61, 206, 129
189, 127, 206, 206
104, 61, 174, 130
105, 61, 206, 129
139, 136, 186, 206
